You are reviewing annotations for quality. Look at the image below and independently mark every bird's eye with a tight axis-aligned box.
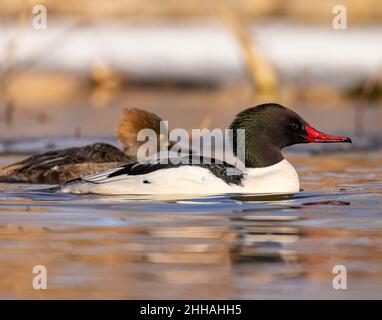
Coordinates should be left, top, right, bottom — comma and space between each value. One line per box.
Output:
290, 123, 299, 130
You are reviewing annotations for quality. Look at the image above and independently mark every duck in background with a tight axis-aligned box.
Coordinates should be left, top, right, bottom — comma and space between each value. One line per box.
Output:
0, 108, 164, 184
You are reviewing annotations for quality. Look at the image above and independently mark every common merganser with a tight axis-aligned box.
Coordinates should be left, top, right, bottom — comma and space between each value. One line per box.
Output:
0, 108, 164, 184
60, 103, 351, 195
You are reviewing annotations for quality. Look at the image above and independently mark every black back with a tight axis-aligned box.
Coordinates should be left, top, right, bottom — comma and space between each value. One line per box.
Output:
107, 155, 244, 185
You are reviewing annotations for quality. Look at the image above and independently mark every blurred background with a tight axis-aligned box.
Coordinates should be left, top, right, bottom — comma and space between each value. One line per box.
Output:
0, 0, 381, 150
1, 1, 382, 300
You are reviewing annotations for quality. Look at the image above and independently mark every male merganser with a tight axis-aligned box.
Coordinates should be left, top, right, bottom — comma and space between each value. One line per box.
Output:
0, 108, 164, 184
60, 103, 351, 195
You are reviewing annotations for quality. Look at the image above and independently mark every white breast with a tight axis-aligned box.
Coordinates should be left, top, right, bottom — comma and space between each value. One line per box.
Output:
240, 159, 300, 194
60, 159, 300, 195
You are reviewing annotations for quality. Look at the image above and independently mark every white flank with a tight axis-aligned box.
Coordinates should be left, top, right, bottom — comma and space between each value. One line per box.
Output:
60, 159, 300, 195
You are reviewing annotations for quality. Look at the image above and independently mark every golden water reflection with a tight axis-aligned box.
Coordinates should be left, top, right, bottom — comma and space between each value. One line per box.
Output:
0, 152, 382, 299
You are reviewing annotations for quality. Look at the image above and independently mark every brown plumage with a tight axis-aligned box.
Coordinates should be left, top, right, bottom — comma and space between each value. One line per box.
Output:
0, 108, 163, 184
116, 107, 163, 156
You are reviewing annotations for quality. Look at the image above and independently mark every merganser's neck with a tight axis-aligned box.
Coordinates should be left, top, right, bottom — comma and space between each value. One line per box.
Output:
244, 141, 284, 168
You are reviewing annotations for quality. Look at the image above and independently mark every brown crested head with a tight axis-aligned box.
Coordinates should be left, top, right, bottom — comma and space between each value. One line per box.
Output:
116, 108, 164, 158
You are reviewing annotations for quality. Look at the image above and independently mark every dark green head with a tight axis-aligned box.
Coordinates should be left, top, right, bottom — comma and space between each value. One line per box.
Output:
230, 103, 351, 168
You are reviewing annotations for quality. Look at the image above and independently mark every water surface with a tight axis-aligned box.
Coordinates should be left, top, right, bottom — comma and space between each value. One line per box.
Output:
0, 151, 381, 299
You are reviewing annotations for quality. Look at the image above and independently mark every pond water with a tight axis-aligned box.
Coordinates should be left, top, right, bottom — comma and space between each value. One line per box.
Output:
0, 150, 381, 299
